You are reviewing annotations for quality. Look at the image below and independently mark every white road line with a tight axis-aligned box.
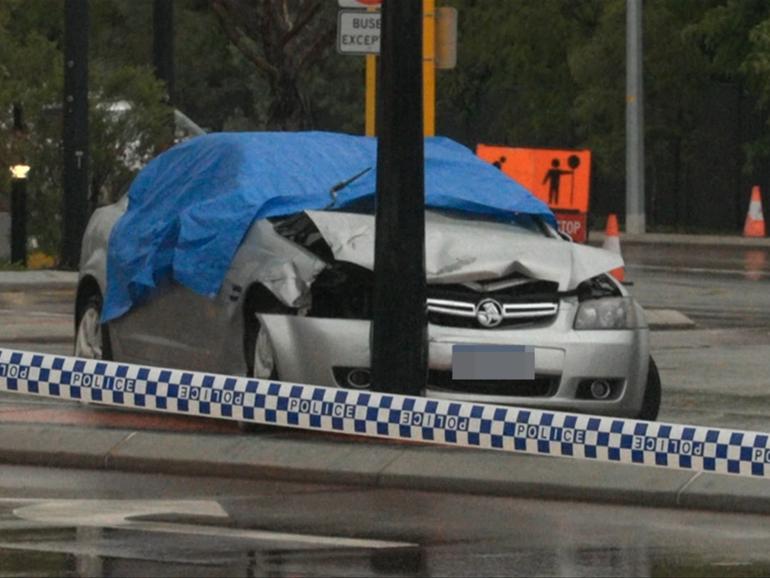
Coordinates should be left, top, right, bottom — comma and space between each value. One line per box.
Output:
12, 499, 416, 550
119, 520, 417, 549
628, 264, 770, 277
0, 309, 72, 318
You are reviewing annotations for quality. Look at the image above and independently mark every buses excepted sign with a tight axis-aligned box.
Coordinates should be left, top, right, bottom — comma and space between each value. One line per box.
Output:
477, 145, 592, 243
337, 10, 381, 55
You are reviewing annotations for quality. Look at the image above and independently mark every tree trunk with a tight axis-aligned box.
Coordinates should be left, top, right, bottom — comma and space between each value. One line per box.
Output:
266, 72, 307, 130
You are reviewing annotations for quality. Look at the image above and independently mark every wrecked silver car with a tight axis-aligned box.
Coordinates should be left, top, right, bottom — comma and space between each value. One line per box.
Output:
75, 132, 660, 421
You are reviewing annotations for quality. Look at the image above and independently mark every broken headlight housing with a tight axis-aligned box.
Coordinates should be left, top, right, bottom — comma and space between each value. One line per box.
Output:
308, 262, 373, 320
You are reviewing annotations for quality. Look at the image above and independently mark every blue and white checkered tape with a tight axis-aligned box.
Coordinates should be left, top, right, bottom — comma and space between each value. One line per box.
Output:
1, 347, 769, 478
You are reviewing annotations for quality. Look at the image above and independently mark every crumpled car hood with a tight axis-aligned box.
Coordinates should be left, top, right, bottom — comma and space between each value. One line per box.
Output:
305, 210, 623, 290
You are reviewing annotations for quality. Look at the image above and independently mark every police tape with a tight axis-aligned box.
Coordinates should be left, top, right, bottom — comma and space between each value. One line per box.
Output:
1, 347, 769, 479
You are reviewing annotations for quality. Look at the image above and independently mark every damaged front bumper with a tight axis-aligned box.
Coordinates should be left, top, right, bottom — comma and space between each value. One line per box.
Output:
260, 296, 650, 418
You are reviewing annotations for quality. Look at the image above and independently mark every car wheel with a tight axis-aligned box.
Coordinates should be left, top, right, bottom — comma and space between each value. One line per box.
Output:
239, 285, 292, 433
74, 293, 113, 360
637, 356, 661, 421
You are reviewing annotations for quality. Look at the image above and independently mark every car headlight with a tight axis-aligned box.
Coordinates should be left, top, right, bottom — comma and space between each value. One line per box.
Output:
574, 297, 646, 330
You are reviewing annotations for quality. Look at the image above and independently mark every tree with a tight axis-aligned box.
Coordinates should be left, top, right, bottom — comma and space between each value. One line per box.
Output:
0, 0, 170, 255
210, 0, 337, 130
438, 0, 599, 148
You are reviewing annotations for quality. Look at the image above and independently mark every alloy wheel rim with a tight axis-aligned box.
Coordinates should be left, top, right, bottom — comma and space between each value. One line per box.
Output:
75, 307, 102, 359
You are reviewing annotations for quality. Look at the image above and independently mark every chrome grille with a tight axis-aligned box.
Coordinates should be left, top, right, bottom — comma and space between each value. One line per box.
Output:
426, 276, 559, 329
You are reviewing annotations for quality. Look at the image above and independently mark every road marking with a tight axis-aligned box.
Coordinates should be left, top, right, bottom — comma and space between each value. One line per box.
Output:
0, 309, 72, 318
628, 264, 770, 279
13, 499, 416, 550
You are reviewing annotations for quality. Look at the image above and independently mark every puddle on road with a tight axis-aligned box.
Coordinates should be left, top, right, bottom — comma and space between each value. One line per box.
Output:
3, 537, 770, 577
744, 250, 768, 282
0, 527, 424, 578
0, 546, 75, 578
1, 520, 770, 577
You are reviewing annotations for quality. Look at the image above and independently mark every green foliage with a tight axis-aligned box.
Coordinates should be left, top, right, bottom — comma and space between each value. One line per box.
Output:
0, 0, 170, 254
89, 65, 171, 202
8, 0, 770, 238
569, 0, 625, 181
0, 1, 63, 174
210, 0, 339, 129
440, 0, 586, 147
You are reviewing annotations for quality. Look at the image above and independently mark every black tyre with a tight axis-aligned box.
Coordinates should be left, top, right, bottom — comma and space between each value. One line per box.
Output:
637, 356, 661, 421
74, 292, 113, 360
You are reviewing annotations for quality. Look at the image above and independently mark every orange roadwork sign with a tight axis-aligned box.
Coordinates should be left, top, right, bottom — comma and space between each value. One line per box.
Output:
477, 145, 592, 242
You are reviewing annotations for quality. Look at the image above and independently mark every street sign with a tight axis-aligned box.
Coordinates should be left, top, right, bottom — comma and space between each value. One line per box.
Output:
337, 10, 381, 55
477, 145, 593, 243
338, 0, 381, 8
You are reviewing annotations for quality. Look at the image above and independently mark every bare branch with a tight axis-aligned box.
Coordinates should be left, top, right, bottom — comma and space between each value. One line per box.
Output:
265, 0, 286, 34
210, 0, 279, 80
295, 23, 335, 72
233, 0, 265, 47
281, 0, 323, 49
281, 0, 291, 28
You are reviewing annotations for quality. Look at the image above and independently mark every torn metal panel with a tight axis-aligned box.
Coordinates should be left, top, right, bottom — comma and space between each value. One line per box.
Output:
227, 220, 328, 308
305, 210, 622, 290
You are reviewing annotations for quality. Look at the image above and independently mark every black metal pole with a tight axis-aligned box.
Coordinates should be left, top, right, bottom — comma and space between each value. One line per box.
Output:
153, 0, 176, 150
62, 0, 90, 269
153, 0, 175, 104
370, 0, 426, 396
10, 177, 27, 266
10, 103, 27, 265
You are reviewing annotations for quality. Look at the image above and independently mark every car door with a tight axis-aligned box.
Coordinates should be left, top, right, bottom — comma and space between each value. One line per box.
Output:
109, 282, 229, 372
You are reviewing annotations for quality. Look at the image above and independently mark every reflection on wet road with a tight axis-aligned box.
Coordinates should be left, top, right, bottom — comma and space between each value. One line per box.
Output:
621, 244, 770, 277
1, 465, 770, 577
622, 244, 770, 329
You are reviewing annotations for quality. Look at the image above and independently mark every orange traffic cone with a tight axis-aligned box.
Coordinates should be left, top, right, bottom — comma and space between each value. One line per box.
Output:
743, 186, 766, 238
602, 213, 625, 282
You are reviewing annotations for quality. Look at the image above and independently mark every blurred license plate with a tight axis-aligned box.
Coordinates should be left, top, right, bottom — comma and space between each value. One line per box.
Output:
452, 344, 535, 381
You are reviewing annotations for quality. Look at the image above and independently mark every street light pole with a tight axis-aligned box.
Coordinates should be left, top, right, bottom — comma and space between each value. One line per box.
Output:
9, 165, 30, 266
626, 0, 645, 234
371, 0, 427, 396
62, 0, 90, 269
153, 0, 175, 105
153, 0, 176, 151
9, 104, 28, 266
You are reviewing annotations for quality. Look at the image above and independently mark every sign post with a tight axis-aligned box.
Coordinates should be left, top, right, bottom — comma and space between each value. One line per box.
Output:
423, 0, 436, 136
337, 0, 447, 137
337, 0, 382, 136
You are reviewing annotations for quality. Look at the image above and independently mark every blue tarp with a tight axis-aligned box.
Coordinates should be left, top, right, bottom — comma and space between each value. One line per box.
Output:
104, 131, 555, 322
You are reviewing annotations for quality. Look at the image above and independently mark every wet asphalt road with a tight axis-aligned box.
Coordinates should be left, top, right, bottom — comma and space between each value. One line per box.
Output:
2, 464, 770, 577
622, 243, 770, 328
612, 243, 770, 430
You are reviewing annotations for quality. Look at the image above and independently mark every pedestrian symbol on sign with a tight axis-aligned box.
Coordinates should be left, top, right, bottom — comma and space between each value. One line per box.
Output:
542, 155, 582, 205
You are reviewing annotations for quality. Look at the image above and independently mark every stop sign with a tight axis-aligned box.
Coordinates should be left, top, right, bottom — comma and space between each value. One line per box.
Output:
338, 0, 381, 7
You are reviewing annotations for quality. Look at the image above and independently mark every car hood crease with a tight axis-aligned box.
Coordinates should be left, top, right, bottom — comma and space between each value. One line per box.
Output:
305, 210, 623, 290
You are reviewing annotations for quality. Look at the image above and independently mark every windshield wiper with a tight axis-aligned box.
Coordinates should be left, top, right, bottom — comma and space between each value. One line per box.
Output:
326, 167, 372, 208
